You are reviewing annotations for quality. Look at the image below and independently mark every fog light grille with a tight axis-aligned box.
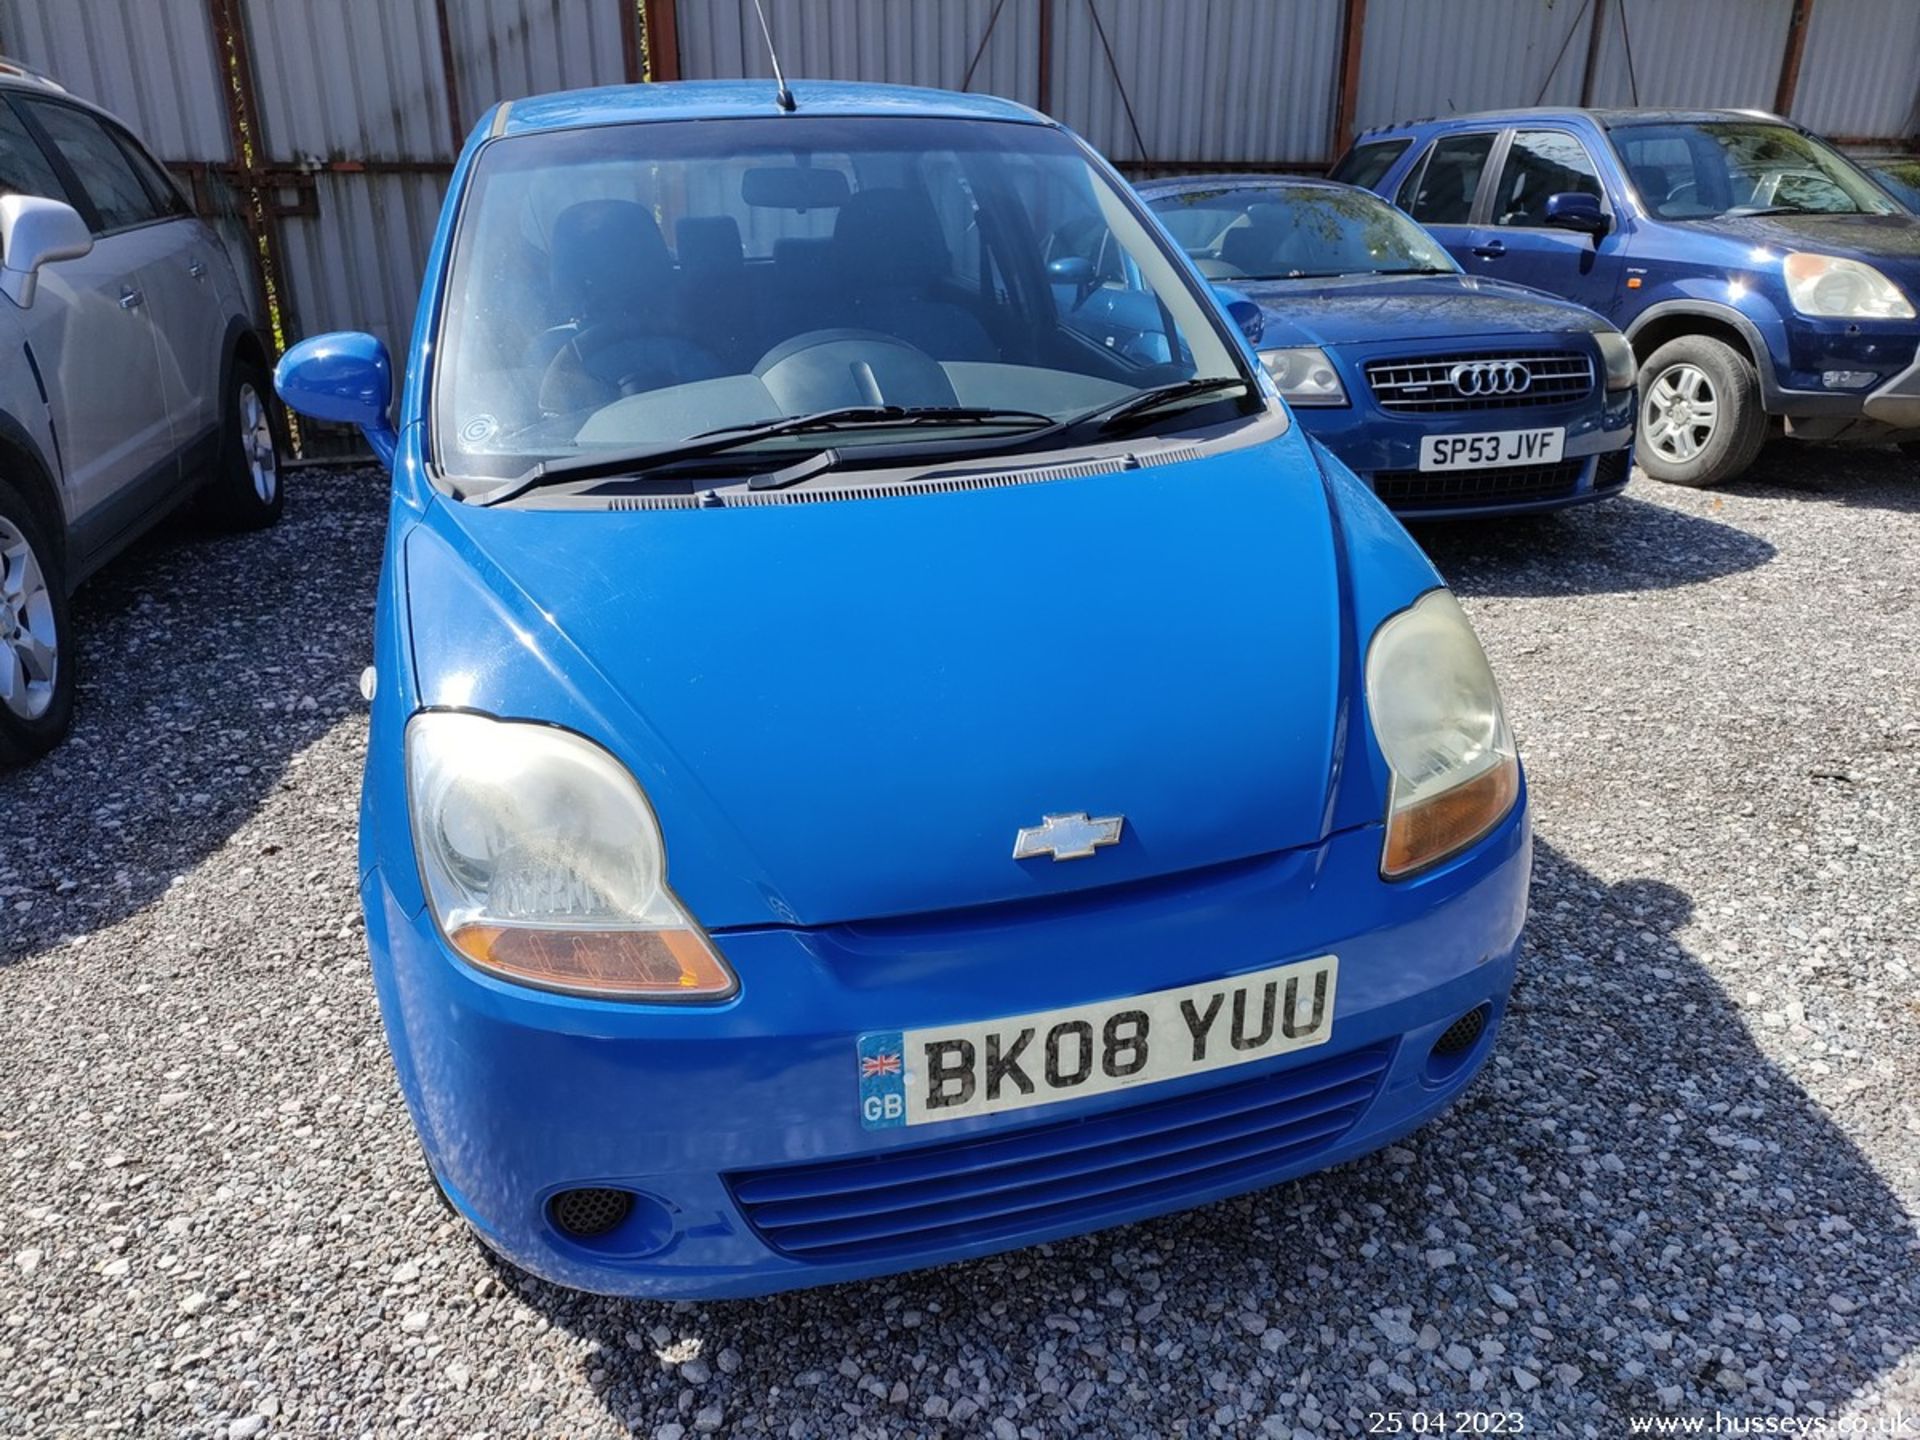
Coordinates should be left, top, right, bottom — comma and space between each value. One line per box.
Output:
1433, 1006, 1489, 1057
549, 1187, 633, 1239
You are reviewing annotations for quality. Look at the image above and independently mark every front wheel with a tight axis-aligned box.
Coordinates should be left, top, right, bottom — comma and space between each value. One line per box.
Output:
0, 478, 75, 766
1634, 335, 1767, 487
197, 360, 285, 531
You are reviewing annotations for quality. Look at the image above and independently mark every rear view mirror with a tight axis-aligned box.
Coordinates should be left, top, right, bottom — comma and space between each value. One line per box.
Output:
1211, 283, 1266, 347
0, 196, 93, 308
1544, 191, 1609, 237
275, 331, 399, 468
741, 166, 851, 212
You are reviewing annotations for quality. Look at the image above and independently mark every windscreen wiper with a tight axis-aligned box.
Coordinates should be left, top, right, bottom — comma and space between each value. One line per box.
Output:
1062, 376, 1255, 437
478, 405, 1057, 507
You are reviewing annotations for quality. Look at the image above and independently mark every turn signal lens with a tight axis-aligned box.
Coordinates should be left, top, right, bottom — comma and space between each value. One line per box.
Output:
1381, 754, 1520, 879
449, 925, 736, 998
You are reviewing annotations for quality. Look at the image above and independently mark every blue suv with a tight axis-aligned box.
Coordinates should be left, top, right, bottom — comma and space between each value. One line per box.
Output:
1337, 109, 1920, 487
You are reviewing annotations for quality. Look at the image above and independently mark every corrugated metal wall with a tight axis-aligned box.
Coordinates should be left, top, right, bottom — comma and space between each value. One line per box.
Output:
4, 0, 1916, 427
677, 0, 1041, 105
1585, 0, 1794, 110
2, 0, 229, 160
1353, 0, 1591, 133
1050, 0, 1342, 166
450, 0, 633, 124
1793, 0, 1920, 139
239, 0, 458, 352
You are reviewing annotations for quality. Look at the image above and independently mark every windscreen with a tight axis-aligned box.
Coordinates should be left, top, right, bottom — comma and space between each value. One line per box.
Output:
433, 115, 1244, 485
1610, 121, 1896, 221
1146, 184, 1458, 281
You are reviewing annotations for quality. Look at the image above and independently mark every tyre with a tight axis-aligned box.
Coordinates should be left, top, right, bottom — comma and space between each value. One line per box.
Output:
1634, 334, 1767, 487
0, 477, 75, 766
197, 358, 285, 530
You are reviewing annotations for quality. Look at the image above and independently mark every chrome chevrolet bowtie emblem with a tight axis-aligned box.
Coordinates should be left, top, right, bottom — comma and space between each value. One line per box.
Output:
1013, 812, 1125, 862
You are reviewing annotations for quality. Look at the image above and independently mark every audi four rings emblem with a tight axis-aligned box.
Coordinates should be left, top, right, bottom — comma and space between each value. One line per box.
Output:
1449, 360, 1533, 396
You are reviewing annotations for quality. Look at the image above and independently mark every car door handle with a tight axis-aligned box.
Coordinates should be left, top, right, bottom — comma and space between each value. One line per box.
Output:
118, 286, 145, 310
188, 258, 208, 280
1470, 241, 1507, 259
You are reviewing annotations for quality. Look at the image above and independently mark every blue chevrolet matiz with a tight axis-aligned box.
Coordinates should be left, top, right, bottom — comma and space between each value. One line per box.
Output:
275, 80, 1532, 1300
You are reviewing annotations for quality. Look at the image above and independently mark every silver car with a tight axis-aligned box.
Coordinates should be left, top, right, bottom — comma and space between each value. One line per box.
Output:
0, 61, 280, 763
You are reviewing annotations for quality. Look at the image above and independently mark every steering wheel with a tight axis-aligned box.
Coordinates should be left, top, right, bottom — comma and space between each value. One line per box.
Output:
538, 320, 725, 416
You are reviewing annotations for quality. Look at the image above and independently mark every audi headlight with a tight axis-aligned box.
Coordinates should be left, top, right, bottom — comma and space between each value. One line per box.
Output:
1783, 253, 1915, 319
1259, 347, 1348, 406
1366, 590, 1520, 879
405, 711, 735, 1000
1595, 329, 1637, 391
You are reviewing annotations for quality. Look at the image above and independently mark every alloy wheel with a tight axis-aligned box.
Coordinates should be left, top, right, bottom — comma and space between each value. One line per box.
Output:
240, 382, 279, 504
0, 516, 57, 721
1642, 362, 1719, 464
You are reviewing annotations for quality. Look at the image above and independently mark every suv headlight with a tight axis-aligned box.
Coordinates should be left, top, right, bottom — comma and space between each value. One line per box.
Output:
1595, 329, 1637, 391
1259, 346, 1348, 406
1366, 590, 1520, 879
405, 711, 735, 1000
1783, 253, 1915, 319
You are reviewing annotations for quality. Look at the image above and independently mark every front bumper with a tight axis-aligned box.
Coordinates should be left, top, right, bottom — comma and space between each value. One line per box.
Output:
1298, 372, 1636, 519
1762, 322, 1920, 436
362, 802, 1531, 1299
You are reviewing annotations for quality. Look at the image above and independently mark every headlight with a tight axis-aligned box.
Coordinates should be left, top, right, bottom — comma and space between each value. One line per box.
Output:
1258, 347, 1348, 406
405, 711, 736, 1000
1783, 253, 1915, 319
1365, 590, 1520, 879
1595, 329, 1637, 391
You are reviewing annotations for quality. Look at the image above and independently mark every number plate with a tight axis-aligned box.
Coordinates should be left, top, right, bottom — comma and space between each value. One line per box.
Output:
856, 956, 1338, 1129
1419, 428, 1565, 471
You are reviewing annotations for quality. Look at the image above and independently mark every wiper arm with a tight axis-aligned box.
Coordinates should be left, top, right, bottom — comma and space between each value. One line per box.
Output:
1063, 376, 1255, 436
478, 405, 1056, 507
691, 404, 1055, 441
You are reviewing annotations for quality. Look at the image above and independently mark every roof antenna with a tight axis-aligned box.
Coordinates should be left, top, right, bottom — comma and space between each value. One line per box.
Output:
749, 0, 797, 112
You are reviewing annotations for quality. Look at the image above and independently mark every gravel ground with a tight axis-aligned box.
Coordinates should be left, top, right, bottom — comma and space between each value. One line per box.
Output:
2, 449, 1917, 1438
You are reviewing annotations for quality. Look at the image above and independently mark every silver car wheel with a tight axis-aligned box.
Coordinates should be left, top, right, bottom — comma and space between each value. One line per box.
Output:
240, 382, 279, 504
1642, 362, 1719, 464
0, 516, 58, 721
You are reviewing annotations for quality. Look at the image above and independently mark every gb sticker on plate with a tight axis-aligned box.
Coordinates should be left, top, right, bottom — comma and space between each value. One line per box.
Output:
857, 1030, 909, 1129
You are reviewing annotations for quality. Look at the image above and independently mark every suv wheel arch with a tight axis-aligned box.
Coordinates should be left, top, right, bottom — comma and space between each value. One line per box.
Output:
0, 414, 68, 584
1625, 302, 1779, 408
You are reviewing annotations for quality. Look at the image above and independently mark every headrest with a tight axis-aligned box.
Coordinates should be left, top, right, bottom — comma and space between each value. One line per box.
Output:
676, 215, 744, 275
550, 199, 670, 318
832, 188, 947, 288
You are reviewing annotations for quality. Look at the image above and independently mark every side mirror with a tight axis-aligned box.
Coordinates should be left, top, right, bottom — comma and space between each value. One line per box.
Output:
275, 331, 399, 468
0, 196, 93, 308
1046, 255, 1094, 286
1211, 284, 1266, 347
1543, 191, 1609, 237
1046, 255, 1095, 307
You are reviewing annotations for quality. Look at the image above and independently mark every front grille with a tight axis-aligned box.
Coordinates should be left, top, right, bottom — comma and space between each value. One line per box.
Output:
1366, 350, 1594, 412
727, 1041, 1394, 1263
1373, 459, 1586, 510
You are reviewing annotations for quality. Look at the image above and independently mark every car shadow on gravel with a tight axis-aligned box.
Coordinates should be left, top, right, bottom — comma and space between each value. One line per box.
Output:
0, 468, 385, 965
1717, 443, 1920, 513
1411, 489, 1776, 599
502, 839, 1916, 1433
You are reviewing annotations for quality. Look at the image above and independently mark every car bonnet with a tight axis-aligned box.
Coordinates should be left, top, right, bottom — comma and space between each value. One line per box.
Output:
401, 431, 1356, 930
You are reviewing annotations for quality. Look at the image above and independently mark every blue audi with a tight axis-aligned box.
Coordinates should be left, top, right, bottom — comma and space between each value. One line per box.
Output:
274, 80, 1531, 1299
1135, 175, 1637, 516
